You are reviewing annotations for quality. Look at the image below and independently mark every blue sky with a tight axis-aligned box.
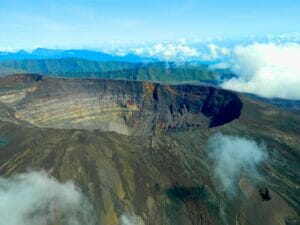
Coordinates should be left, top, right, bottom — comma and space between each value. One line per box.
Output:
0, 0, 299, 49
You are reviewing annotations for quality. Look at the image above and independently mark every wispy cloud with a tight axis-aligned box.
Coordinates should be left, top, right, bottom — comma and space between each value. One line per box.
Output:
0, 171, 96, 225
200, 44, 231, 61
120, 213, 144, 225
208, 133, 267, 196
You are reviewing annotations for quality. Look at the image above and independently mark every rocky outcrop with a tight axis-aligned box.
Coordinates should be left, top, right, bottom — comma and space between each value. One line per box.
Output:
0, 74, 242, 135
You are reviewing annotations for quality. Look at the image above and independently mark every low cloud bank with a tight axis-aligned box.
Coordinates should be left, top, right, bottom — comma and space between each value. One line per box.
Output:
208, 134, 267, 196
132, 43, 200, 61
131, 43, 231, 61
222, 43, 300, 99
0, 171, 96, 225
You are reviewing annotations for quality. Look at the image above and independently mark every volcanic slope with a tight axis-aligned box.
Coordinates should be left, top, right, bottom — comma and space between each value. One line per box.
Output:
0, 74, 299, 225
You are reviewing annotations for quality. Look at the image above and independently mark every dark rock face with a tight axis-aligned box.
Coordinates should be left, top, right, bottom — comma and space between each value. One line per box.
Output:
259, 186, 271, 201
0, 74, 243, 135
200, 88, 243, 127
150, 84, 243, 130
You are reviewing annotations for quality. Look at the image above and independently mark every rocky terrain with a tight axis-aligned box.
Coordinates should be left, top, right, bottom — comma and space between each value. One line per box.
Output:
0, 74, 299, 225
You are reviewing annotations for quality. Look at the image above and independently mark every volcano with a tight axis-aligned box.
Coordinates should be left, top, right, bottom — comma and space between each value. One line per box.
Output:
0, 74, 299, 225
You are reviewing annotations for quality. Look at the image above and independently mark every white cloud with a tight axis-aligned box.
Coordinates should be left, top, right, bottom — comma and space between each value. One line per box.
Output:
120, 213, 144, 225
124, 42, 231, 61
208, 133, 267, 196
200, 44, 231, 61
0, 171, 95, 225
209, 62, 230, 70
131, 43, 200, 60
222, 43, 300, 99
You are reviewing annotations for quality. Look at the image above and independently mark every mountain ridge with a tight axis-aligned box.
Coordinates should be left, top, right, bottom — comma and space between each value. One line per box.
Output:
0, 48, 158, 63
0, 58, 223, 83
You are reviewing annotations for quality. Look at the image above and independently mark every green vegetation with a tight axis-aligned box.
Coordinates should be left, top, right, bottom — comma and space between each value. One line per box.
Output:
0, 59, 221, 83
0, 137, 8, 148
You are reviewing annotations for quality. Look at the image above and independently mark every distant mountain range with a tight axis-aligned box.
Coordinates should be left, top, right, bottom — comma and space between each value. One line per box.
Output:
0, 48, 235, 83
0, 48, 158, 63
0, 58, 228, 83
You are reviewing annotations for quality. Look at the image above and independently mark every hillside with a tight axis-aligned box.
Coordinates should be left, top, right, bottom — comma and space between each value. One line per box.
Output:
0, 59, 222, 83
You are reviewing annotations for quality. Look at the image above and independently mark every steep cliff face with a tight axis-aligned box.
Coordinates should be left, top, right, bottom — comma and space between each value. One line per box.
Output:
0, 74, 242, 135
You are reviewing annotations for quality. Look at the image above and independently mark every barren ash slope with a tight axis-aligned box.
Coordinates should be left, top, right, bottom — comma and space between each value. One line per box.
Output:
0, 74, 299, 225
